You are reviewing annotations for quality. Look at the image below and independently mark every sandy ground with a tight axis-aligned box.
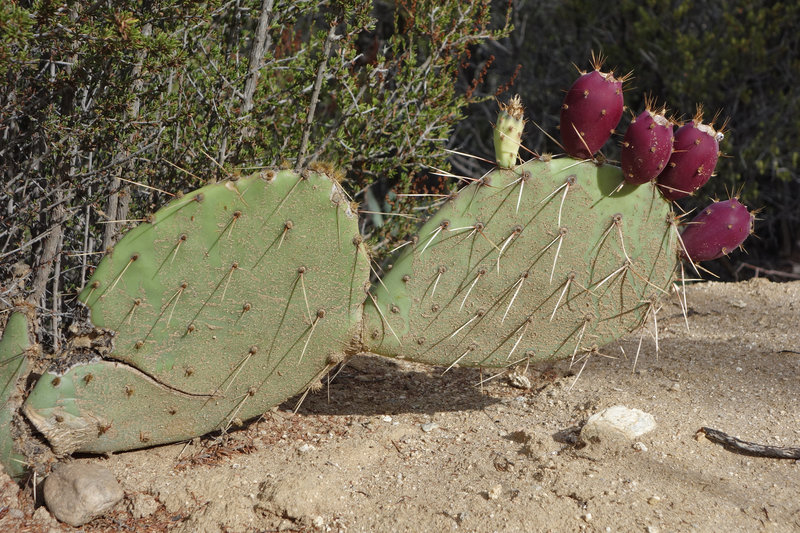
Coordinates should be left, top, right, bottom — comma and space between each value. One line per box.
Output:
2, 278, 799, 532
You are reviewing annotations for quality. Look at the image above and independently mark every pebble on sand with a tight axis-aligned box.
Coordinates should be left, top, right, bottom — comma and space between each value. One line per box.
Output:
43, 462, 124, 526
581, 405, 656, 443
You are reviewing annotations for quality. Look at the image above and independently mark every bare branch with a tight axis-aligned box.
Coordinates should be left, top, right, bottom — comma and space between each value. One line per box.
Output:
295, 23, 340, 172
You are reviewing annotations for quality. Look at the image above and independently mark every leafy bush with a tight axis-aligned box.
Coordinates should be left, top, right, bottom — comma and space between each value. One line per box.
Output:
0, 0, 510, 350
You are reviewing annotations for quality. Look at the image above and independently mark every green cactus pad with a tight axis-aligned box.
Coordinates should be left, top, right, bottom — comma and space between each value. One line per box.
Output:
24, 170, 371, 453
1, 312, 32, 478
23, 357, 334, 454
362, 158, 677, 368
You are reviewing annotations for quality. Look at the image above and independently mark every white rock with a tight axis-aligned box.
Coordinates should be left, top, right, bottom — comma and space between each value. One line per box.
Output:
43, 462, 124, 526
581, 405, 656, 442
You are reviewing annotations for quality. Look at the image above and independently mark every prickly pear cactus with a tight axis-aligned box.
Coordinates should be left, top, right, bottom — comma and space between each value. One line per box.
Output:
23, 169, 371, 454
10, 52, 753, 475
362, 157, 677, 368
1, 312, 32, 478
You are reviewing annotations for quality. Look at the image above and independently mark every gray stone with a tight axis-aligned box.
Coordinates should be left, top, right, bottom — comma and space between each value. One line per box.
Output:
581, 405, 656, 443
43, 462, 124, 526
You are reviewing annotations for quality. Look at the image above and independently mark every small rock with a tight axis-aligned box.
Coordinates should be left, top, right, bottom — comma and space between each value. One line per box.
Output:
43, 462, 124, 526
581, 405, 656, 443
507, 372, 531, 389
648, 495, 661, 505
487, 484, 502, 500
421, 422, 439, 433
32, 505, 56, 524
632, 441, 648, 452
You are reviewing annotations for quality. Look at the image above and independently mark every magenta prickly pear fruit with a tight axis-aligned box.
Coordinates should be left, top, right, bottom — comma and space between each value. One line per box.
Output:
621, 100, 674, 184
560, 54, 626, 159
680, 198, 754, 262
657, 108, 724, 200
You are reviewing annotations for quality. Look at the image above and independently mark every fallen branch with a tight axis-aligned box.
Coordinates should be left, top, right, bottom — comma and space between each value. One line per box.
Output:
698, 427, 800, 459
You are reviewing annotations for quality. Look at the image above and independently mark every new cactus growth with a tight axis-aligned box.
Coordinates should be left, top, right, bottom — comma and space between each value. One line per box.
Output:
494, 95, 526, 168
621, 102, 674, 184
679, 198, 754, 262
657, 108, 723, 200
560, 55, 626, 159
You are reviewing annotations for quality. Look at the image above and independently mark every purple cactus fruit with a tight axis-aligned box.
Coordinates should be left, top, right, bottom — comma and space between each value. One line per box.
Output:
656, 108, 723, 200
680, 198, 754, 262
621, 102, 674, 185
560, 56, 625, 159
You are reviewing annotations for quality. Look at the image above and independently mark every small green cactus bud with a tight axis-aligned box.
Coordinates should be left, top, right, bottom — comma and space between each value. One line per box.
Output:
494, 95, 526, 168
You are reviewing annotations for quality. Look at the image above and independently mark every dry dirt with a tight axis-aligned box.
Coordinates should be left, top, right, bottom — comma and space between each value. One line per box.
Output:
2, 278, 799, 532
